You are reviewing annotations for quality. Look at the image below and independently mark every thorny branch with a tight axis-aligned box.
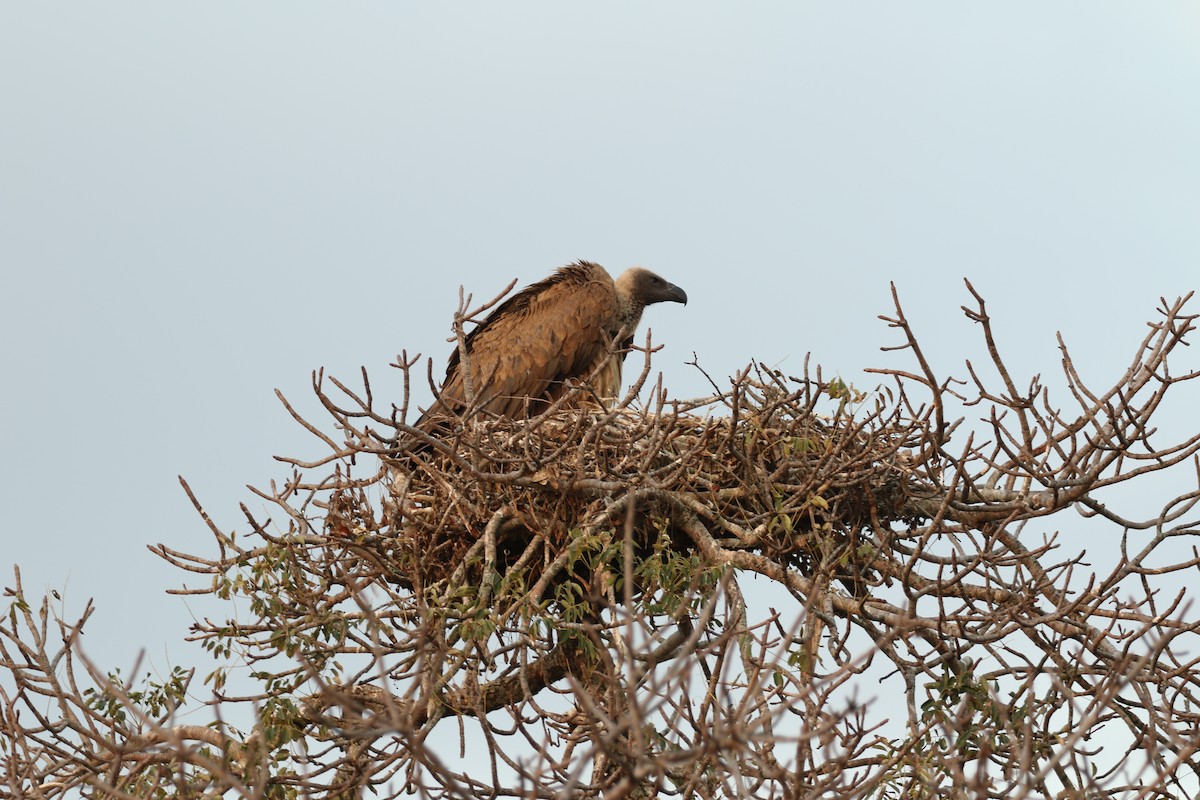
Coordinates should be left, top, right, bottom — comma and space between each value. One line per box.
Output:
3, 286, 1200, 799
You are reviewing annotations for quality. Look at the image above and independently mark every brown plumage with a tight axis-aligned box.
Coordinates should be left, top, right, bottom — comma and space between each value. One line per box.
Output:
416, 261, 686, 432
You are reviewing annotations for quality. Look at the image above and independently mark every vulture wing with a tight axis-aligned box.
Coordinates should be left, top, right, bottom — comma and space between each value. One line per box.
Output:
430, 264, 623, 421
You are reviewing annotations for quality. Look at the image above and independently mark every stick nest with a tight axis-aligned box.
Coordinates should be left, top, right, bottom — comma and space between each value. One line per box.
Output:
323, 377, 926, 603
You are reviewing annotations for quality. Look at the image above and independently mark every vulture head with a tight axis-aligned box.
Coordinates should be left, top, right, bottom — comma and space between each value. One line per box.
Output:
616, 267, 689, 311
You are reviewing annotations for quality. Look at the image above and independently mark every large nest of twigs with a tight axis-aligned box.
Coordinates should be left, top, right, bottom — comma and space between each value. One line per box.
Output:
323, 374, 925, 604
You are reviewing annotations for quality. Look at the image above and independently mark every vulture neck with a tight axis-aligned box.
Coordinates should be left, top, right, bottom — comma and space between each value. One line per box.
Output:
613, 273, 647, 338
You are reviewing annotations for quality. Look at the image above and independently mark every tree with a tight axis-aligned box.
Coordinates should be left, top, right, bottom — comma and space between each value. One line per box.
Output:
4, 283, 1200, 799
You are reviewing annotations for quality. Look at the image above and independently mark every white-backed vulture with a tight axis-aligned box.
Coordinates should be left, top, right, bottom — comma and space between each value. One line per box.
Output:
416, 260, 686, 432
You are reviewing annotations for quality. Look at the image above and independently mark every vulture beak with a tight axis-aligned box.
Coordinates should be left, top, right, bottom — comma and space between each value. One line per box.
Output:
650, 280, 686, 306
667, 282, 688, 306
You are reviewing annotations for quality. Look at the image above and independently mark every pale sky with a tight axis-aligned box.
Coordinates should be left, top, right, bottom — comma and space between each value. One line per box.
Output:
2, 3, 1199, 682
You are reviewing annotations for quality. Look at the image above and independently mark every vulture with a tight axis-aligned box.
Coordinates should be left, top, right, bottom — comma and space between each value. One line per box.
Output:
415, 260, 687, 434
